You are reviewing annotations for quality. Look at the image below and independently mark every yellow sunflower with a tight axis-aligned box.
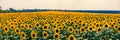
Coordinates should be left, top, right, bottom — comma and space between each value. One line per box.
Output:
20, 32, 27, 39
42, 24, 50, 31
116, 27, 120, 32
67, 27, 74, 33
53, 33, 60, 39
74, 29, 79, 34
54, 28, 60, 34
104, 35, 109, 39
68, 34, 76, 40
96, 27, 102, 33
74, 24, 78, 29
3, 26, 9, 33
88, 26, 93, 32
9, 25, 16, 30
80, 27, 86, 33
14, 28, 21, 34
42, 31, 49, 39
20, 24, 26, 30
103, 24, 110, 29
31, 30, 38, 39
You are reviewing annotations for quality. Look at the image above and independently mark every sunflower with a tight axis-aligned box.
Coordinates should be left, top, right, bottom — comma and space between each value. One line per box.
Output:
42, 31, 49, 39
59, 26, 63, 30
63, 26, 67, 30
114, 25, 119, 30
103, 24, 109, 29
66, 20, 72, 24
9, 25, 16, 30
80, 27, 86, 33
95, 23, 100, 28
88, 26, 93, 32
116, 27, 120, 32
53, 24, 57, 29
74, 24, 78, 29
42, 24, 49, 31
14, 28, 21, 34
74, 29, 79, 34
81, 22, 87, 27
54, 28, 60, 34
20, 24, 26, 30
20, 32, 27, 39
31, 30, 38, 39
104, 35, 109, 40
68, 34, 76, 40
53, 33, 60, 39
35, 23, 41, 29
67, 27, 74, 33
96, 27, 102, 33
3, 26, 9, 33
28, 24, 33, 30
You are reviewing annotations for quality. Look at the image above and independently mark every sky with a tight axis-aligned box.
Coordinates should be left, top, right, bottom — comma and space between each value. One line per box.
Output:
0, 0, 120, 10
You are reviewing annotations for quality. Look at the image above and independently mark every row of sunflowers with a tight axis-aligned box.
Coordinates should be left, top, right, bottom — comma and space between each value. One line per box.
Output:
0, 11, 120, 40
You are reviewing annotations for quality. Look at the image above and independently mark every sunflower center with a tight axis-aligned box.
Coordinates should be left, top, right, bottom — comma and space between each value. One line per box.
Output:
22, 26, 24, 28
75, 25, 77, 27
55, 35, 58, 38
90, 27, 92, 30
96, 24, 99, 27
22, 34, 25, 37
83, 24, 85, 26
98, 29, 101, 31
111, 25, 113, 27
105, 25, 108, 27
118, 27, 120, 31
116, 26, 118, 28
16, 30, 19, 32
32, 34, 35, 37
70, 28, 72, 31
29, 25, 32, 28
44, 26, 47, 29
70, 37, 74, 40
5, 28, 7, 30
79, 21, 81, 22
44, 33, 47, 36
56, 30, 59, 33
54, 26, 56, 28
76, 31, 78, 33
36, 24, 39, 26
81, 29, 84, 31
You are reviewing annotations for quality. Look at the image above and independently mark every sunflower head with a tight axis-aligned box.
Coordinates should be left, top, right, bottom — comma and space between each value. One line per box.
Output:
20, 24, 26, 30
42, 31, 49, 39
104, 35, 109, 40
31, 30, 38, 39
88, 26, 93, 32
21, 32, 27, 39
80, 27, 86, 33
74, 29, 79, 34
14, 28, 21, 34
42, 24, 50, 31
67, 27, 74, 33
53, 33, 60, 39
3, 26, 9, 33
68, 34, 76, 40
103, 24, 109, 29
117, 27, 120, 32
54, 28, 60, 34
96, 27, 102, 33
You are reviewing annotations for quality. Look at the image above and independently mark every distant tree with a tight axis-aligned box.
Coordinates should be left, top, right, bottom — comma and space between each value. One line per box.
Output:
0, 6, 1, 10
9, 8, 16, 12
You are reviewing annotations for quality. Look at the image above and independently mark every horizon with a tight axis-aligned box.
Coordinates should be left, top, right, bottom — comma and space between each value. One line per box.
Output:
0, 0, 120, 10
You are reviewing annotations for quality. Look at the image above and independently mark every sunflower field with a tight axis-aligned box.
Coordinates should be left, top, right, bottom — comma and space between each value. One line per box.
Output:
0, 11, 120, 40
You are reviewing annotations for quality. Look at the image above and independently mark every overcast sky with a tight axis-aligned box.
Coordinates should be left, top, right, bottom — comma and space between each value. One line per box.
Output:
0, 0, 120, 10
